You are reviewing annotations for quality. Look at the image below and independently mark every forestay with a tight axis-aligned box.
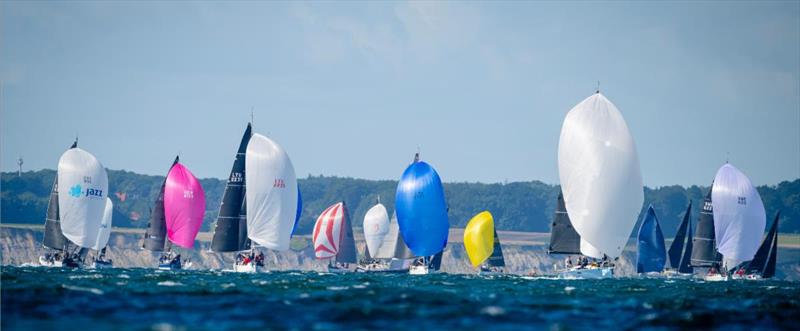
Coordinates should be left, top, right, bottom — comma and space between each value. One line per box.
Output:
57, 148, 109, 248
712, 163, 766, 269
245, 133, 298, 251
558, 92, 644, 258
164, 162, 206, 249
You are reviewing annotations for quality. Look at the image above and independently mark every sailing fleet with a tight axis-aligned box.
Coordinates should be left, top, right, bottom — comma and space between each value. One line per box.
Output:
35, 91, 782, 280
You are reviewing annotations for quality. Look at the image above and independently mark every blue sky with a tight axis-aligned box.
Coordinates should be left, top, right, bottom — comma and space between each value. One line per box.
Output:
2, 1, 798, 187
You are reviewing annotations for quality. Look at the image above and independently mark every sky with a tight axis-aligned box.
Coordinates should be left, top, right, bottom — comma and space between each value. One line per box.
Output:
1, 1, 798, 187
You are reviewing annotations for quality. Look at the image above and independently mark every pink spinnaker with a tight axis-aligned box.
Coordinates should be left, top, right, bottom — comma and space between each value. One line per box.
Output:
164, 163, 206, 248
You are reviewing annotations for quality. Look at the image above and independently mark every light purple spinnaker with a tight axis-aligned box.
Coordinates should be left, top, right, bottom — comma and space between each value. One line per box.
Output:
164, 163, 206, 249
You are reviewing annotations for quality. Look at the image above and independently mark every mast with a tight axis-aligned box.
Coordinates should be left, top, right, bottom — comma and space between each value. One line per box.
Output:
667, 202, 691, 269
211, 123, 252, 252
142, 156, 179, 251
548, 192, 581, 254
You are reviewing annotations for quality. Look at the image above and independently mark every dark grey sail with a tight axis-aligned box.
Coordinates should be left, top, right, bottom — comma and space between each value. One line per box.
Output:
142, 156, 179, 251
745, 211, 779, 278
677, 215, 694, 273
548, 192, 581, 254
691, 187, 721, 267
487, 229, 506, 267
335, 202, 358, 264
430, 249, 444, 271
667, 202, 692, 272
211, 123, 252, 252
42, 140, 78, 250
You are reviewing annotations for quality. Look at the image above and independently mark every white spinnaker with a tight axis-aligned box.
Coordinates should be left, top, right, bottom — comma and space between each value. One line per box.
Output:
92, 198, 113, 250
363, 203, 390, 257
580, 238, 605, 259
245, 133, 298, 251
558, 93, 644, 258
58, 148, 109, 248
374, 213, 400, 259
712, 163, 766, 268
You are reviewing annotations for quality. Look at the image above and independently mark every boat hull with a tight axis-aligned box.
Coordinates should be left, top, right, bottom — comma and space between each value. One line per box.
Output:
91, 260, 113, 269
233, 263, 262, 273
158, 262, 182, 271
327, 265, 353, 273
409, 265, 436, 275
703, 274, 729, 282
557, 266, 613, 279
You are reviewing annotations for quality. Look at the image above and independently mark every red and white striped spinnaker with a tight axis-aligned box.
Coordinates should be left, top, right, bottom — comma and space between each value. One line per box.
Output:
312, 202, 357, 263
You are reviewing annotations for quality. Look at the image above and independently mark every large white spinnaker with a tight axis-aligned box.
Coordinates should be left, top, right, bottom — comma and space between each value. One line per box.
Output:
92, 198, 113, 250
558, 92, 644, 258
245, 133, 298, 251
363, 202, 390, 257
57, 148, 109, 248
580, 238, 605, 259
711, 163, 766, 269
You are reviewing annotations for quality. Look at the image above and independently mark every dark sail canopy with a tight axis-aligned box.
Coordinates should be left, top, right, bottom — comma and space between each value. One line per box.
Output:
211, 123, 252, 252
143, 156, 179, 251
430, 250, 444, 271
746, 211, 780, 278
43, 140, 78, 250
677, 213, 694, 273
548, 192, 581, 255
335, 202, 358, 264
691, 187, 721, 267
668, 202, 693, 273
487, 229, 506, 267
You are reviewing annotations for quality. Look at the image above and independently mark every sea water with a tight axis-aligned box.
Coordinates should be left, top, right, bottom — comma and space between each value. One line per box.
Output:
2, 266, 798, 330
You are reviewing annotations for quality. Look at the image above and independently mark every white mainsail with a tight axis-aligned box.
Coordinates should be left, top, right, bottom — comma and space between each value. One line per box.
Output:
57, 148, 109, 248
558, 92, 644, 258
711, 163, 766, 269
363, 203, 390, 257
245, 133, 298, 251
374, 213, 400, 259
92, 198, 113, 251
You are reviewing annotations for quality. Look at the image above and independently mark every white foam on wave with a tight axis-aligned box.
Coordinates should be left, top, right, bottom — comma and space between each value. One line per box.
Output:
157, 281, 184, 287
63, 285, 104, 295
326, 286, 348, 291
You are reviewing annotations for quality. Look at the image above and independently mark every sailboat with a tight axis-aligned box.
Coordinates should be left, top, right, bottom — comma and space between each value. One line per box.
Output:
464, 211, 505, 275
636, 205, 666, 275
90, 198, 114, 268
555, 92, 644, 279
690, 185, 724, 280
38, 140, 109, 268
741, 211, 780, 280
142, 156, 206, 270
396, 153, 450, 275
662, 202, 693, 277
358, 198, 390, 271
358, 211, 416, 273
313, 202, 357, 273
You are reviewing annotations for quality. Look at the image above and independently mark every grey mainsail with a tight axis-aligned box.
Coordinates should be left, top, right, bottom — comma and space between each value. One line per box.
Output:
548, 192, 581, 255
745, 211, 780, 278
335, 202, 358, 264
691, 187, 721, 267
142, 156, 179, 251
486, 229, 505, 267
667, 202, 693, 274
211, 123, 252, 252
42, 140, 78, 251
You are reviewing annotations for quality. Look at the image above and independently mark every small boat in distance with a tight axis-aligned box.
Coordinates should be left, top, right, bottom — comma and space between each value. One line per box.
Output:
547, 192, 612, 279
396, 153, 450, 275
313, 202, 357, 273
662, 202, 693, 277
556, 92, 644, 279
90, 198, 114, 268
357, 211, 416, 273
142, 156, 206, 270
741, 211, 780, 280
39, 139, 109, 268
636, 205, 667, 276
464, 211, 505, 275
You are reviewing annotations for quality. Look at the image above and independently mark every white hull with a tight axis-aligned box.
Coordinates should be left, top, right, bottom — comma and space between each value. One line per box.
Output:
558, 266, 613, 279
409, 265, 435, 275
90, 261, 113, 269
233, 263, 262, 273
703, 274, 729, 282
38, 256, 63, 268
661, 270, 694, 279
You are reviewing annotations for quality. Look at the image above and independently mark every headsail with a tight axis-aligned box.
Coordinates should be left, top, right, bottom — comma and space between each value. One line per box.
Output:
57, 147, 109, 248
745, 211, 780, 278
557, 93, 644, 258
164, 162, 206, 249
245, 133, 298, 251
636, 206, 666, 273
464, 211, 495, 268
143, 157, 178, 251
92, 198, 113, 251
691, 187, 720, 267
363, 202, 390, 258
712, 164, 766, 269
395, 157, 449, 257
211, 124, 251, 252
548, 192, 581, 255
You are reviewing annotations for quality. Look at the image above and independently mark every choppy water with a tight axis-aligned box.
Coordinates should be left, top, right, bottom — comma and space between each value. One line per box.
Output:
2, 266, 799, 330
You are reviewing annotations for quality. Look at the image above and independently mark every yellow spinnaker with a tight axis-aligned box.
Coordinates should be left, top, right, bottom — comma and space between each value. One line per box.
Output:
463, 211, 495, 268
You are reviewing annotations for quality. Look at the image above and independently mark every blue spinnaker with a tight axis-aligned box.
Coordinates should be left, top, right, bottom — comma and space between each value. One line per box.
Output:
637, 205, 667, 273
395, 160, 449, 257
